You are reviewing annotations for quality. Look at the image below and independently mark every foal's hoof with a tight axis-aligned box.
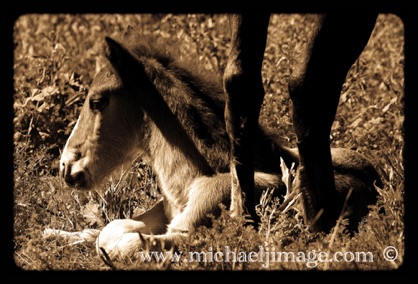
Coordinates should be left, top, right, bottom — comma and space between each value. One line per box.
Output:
96, 219, 145, 260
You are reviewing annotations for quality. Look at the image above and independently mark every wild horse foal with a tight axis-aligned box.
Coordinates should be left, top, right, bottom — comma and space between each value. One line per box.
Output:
59, 23, 380, 260
224, 13, 378, 231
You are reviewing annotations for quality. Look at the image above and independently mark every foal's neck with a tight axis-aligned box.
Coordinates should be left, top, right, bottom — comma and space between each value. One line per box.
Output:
145, 120, 214, 213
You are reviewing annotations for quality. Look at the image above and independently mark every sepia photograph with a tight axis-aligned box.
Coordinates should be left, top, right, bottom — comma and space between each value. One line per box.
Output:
11, 10, 406, 271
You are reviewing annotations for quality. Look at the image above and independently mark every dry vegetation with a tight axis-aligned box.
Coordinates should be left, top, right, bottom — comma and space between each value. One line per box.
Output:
13, 14, 404, 271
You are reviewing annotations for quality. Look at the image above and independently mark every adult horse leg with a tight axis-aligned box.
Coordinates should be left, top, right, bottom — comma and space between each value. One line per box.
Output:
223, 13, 270, 228
288, 13, 377, 232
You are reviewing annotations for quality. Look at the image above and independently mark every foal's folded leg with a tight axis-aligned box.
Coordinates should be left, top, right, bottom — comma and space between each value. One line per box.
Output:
166, 173, 231, 234
167, 172, 280, 234
95, 176, 231, 261
96, 173, 279, 261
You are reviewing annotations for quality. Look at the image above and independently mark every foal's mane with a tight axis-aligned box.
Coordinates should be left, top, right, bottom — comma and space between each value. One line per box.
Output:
115, 27, 232, 172
119, 27, 224, 100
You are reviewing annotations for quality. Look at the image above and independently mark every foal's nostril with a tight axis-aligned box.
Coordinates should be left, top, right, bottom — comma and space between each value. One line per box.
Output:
64, 171, 86, 188
60, 162, 66, 178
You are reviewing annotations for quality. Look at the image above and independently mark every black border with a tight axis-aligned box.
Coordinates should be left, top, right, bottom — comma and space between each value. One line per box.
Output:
2, 0, 416, 277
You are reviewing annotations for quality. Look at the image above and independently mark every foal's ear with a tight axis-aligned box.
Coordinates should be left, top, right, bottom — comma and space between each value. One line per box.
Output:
103, 36, 142, 78
104, 37, 127, 66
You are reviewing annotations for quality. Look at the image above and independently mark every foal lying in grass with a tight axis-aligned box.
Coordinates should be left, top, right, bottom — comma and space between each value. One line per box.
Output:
57, 26, 381, 260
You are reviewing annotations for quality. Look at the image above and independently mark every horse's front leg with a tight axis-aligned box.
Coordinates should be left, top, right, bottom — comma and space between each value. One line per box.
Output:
289, 13, 377, 232
223, 13, 270, 228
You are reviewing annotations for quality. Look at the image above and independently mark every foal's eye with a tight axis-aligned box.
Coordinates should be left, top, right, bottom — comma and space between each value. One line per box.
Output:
89, 97, 109, 111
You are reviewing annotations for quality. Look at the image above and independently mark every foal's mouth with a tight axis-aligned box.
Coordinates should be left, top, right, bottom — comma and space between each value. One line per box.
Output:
69, 178, 89, 191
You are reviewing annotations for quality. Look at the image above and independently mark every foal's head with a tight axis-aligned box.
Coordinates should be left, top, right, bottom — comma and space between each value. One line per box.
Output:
60, 28, 148, 190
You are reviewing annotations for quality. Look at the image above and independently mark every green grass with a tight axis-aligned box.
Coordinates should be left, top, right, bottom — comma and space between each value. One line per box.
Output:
13, 14, 404, 270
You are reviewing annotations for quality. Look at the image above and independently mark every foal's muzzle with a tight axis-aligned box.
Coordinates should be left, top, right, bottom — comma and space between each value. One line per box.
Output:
60, 153, 91, 190
60, 159, 90, 190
